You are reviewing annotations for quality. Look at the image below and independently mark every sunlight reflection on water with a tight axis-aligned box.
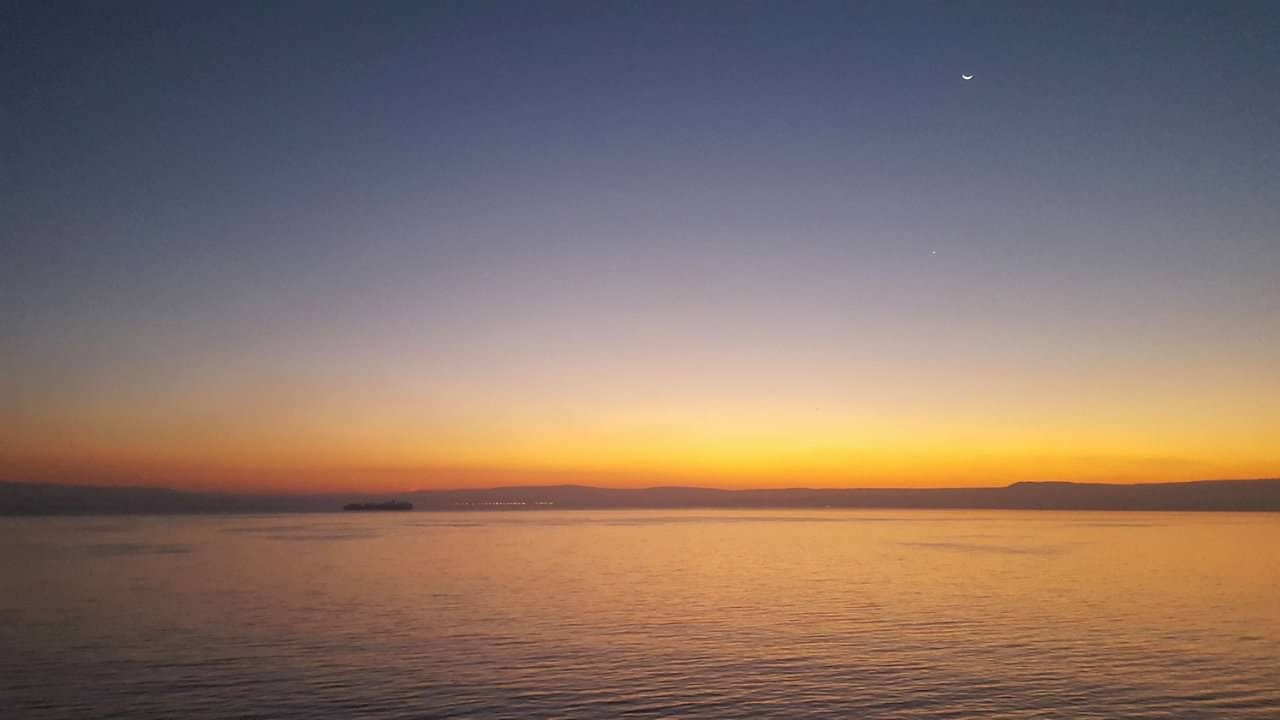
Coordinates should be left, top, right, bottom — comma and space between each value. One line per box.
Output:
3, 510, 1279, 718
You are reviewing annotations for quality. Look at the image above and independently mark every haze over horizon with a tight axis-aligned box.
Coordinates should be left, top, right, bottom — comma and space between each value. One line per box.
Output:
5, 2, 1279, 494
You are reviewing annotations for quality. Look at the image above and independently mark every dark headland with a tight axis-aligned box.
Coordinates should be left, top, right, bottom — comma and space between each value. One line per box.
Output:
1, 478, 1279, 515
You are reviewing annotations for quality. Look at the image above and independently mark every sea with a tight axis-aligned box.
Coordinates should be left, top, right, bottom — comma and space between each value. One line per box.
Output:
2, 509, 1278, 718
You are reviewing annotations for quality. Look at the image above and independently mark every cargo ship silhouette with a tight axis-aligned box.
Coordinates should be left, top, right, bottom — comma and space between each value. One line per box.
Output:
342, 501, 413, 511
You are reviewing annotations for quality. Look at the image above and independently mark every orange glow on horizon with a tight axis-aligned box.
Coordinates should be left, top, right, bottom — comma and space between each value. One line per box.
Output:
3, 443, 1275, 495
5, 327, 1277, 493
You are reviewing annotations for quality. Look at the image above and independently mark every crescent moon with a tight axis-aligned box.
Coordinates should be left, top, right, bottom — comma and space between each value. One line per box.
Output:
961, 74, 974, 80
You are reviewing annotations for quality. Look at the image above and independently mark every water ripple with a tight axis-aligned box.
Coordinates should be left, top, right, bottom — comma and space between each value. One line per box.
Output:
2, 510, 1278, 718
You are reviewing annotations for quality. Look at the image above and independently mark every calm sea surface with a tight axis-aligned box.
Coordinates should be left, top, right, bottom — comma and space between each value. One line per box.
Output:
3, 510, 1278, 719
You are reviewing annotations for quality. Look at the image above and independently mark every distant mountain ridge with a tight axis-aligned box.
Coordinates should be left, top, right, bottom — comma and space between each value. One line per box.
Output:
1, 478, 1279, 515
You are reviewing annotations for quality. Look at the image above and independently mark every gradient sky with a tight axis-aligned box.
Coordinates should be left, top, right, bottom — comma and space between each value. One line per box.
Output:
4, 1, 1279, 492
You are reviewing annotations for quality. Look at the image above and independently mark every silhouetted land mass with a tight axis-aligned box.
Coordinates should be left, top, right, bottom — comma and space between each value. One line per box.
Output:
1, 479, 1279, 515
343, 501, 413, 511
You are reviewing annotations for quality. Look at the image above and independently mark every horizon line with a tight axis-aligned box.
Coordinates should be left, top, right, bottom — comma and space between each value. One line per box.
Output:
5, 476, 1279, 498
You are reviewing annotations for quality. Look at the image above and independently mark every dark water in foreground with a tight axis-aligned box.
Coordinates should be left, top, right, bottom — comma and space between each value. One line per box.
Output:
3, 510, 1279, 719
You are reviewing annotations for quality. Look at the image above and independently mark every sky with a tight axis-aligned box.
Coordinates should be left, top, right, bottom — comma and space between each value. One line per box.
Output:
3, 1, 1278, 492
